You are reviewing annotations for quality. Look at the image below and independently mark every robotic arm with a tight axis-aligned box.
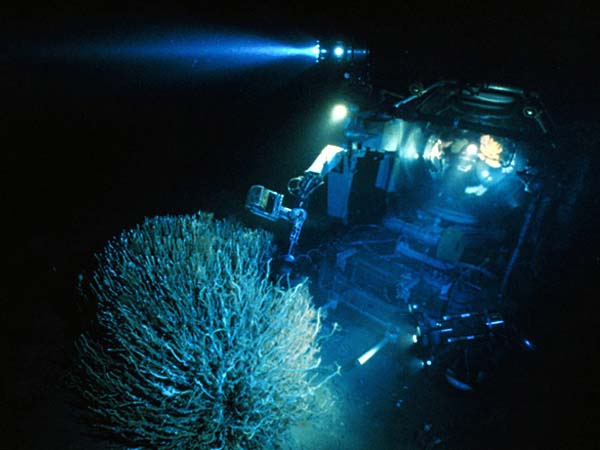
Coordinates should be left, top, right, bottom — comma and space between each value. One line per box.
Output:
245, 145, 348, 261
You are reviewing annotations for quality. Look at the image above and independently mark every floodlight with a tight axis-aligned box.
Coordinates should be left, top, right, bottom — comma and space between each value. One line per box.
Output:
331, 104, 348, 122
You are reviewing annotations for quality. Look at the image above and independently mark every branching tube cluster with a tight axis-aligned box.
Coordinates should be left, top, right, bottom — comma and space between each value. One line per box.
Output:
74, 212, 332, 449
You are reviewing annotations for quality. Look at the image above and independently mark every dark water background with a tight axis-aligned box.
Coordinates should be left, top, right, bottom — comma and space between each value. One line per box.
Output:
4, 4, 600, 449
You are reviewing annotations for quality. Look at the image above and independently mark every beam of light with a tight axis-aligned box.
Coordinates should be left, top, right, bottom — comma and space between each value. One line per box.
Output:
357, 336, 390, 366
57, 30, 320, 73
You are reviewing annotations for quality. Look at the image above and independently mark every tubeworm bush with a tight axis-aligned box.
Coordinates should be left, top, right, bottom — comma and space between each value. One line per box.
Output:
73, 212, 331, 449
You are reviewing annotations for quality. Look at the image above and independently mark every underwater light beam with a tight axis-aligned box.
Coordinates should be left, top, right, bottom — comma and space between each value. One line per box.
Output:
356, 336, 391, 366
66, 31, 321, 72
